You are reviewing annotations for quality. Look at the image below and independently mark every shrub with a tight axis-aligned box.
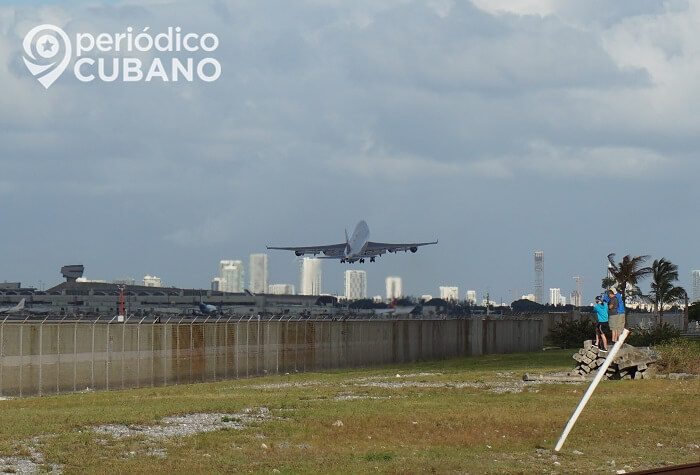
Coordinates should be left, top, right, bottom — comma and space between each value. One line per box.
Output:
653, 338, 700, 374
547, 318, 596, 348
627, 323, 681, 347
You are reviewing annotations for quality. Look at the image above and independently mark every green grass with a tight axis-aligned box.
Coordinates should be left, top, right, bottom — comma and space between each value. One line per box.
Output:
0, 350, 698, 473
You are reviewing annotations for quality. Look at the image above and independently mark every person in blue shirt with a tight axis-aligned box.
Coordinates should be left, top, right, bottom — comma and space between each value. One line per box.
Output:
593, 295, 609, 352
604, 289, 626, 342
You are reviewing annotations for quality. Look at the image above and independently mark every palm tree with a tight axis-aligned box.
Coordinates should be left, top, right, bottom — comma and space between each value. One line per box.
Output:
647, 258, 687, 323
602, 253, 653, 304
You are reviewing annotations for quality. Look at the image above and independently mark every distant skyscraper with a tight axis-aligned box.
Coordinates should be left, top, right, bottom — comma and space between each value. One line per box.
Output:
386, 276, 402, 302
269, 283, 296, 295
534, 251, 544, 304
219, 260, 244, 293
143, 275, 162, 287
439, 286, 459, 302
300, 258, 322, 295
249, 254, 269, 294
345, 270, 367, 300
693, 270, 700, 303
466, 290, 477, 305
570, 290, 582, 307
549, 288, 561, 306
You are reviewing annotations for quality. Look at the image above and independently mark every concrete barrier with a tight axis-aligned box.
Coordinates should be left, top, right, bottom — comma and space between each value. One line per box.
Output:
0, 317, 543, 397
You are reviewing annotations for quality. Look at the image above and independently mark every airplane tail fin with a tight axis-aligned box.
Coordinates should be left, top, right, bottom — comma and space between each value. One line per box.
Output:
17, 298, 25, 310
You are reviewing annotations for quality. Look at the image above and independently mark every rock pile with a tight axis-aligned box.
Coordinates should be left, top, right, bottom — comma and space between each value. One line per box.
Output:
570, 340, 659, 380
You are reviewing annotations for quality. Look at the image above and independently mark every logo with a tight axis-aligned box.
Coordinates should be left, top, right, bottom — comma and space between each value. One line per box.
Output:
22, 24, 221, 89
23, 24, 72, 89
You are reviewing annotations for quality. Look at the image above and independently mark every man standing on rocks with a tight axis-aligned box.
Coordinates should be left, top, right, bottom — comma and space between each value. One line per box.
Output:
605, 289, 622, 343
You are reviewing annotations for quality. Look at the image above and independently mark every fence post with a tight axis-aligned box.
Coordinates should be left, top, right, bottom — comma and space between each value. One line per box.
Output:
73, 322, 78, 392
38, 320, 43, 397
164, 318, 171, 387
224, 318, 229, 380
189, 319, 194, 383
151, 318, 155, 388
91, 319, 96, 389
56, 318, 61, 394
0, 319, 3, 396
19, 325, 23, 398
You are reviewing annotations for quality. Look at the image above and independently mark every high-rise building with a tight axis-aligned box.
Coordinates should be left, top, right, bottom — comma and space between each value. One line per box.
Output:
466, 290, 477, 305
143, 275, 162, 287
549, 288, 561, 306
386, 276, 402, 302
219, 260, 244, 293
439, 286, 459, 302
345, 270, 367, 300
693, 270, 700, 303
269, 283, 295, 295
534, 251, 544, 304
570, 290, 582, 307
300, 258, 322, 295
249, 253, 269, 294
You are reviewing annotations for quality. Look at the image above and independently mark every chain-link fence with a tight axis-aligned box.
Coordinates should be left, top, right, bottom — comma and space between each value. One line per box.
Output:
0, 316, 543, 397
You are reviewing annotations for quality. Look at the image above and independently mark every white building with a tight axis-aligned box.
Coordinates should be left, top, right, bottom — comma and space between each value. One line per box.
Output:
345, 270, 367, 300
211, 277, 225, 291
421, 294, 433, 301
466, 290, 477, 305
249, 253, 269, 294
269, 283, 296, 295
439, 286, 459, 302
693, 270, 700, 303
219, 260, 244, 293
549, 288, 562, 306
386, 276, 402, 302
300, 258, 322, 295
143, 275, 162, 287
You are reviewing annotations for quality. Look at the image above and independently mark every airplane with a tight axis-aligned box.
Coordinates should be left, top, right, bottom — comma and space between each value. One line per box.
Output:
0, 298, 25, 314
267, 220, 437, 263
197, 302, 218, 315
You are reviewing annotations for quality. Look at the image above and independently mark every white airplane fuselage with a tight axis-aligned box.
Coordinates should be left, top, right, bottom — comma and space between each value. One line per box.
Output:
345, 220, 370, 259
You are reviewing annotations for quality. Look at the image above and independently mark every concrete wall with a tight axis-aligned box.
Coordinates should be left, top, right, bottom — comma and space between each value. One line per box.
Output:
0, 317, 543, 397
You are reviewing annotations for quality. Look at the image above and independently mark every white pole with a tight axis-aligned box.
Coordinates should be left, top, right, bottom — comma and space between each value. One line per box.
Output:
554, 328, 630, 452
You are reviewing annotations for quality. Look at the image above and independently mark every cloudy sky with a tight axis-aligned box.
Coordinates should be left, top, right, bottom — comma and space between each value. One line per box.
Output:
1, 0, 698, 303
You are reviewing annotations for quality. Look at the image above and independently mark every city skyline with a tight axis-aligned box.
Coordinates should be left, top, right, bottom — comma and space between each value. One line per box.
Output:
6, 251, 677, 306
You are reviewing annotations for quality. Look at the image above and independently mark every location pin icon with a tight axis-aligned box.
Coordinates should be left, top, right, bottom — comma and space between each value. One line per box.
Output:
22, 24, 72, 89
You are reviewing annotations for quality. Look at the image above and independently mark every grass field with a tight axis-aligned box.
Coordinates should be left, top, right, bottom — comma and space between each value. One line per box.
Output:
0, 349, 698, 474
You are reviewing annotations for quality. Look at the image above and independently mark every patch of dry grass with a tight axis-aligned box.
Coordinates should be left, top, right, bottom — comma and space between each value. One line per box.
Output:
654, 338, 700, 374
0, 350, 697, 473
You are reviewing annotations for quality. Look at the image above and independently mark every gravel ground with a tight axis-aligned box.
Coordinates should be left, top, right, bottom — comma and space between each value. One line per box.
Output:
0, 436, 62, 475
92, 407, 274, 442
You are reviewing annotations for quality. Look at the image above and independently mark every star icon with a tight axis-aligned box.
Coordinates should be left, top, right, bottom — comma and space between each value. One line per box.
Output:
41, 38, 54, 53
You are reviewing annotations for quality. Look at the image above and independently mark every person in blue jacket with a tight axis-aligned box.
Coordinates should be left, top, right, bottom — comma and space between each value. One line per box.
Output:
593, 295, 609, 352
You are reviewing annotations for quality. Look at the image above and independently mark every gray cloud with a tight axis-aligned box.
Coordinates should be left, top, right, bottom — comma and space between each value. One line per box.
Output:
1, 0, 698, 300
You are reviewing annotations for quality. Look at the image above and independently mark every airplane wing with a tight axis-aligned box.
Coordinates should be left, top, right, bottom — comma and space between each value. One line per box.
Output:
364, 240, 438, 254
266, 243, 347, 257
